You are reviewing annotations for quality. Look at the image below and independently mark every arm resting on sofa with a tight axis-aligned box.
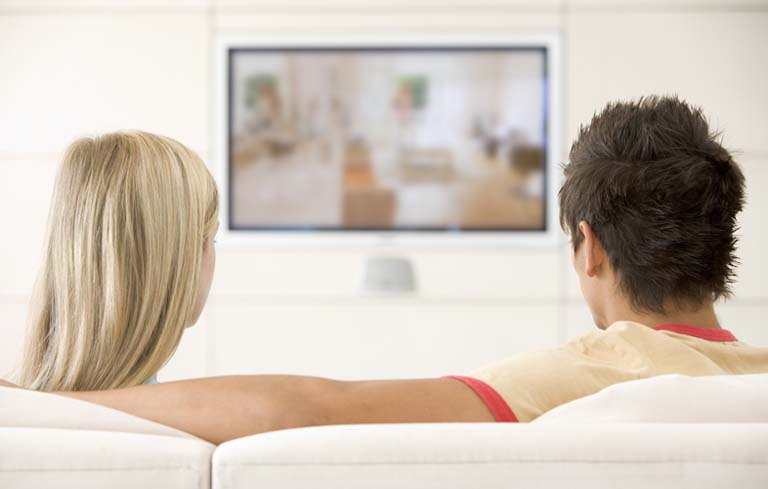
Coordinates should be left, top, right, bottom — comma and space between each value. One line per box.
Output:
57, 375, 494, 444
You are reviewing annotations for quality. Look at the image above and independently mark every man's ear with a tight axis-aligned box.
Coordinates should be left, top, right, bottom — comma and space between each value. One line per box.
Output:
578, 221, 605, 278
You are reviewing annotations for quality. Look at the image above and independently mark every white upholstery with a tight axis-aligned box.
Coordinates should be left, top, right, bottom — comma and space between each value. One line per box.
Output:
0, 386, 195, 438
212, 374, 768, 489
212, 422, 768, 489
535, 373, 768, 423
0, 427, 213, 489
0, 387, 213, 489
3, 375, 768, 488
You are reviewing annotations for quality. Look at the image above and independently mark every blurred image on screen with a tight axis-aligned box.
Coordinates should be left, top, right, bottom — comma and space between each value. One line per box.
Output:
229, 47, 548, 231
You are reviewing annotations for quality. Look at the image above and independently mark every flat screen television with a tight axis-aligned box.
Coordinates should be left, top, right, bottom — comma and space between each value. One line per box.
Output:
217, 36, 561, 246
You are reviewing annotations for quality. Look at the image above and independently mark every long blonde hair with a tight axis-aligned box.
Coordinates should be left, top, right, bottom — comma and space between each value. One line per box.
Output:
19, 131, 219, 391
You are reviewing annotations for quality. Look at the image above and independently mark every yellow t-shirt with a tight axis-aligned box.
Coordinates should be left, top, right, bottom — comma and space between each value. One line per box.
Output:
448, 322, 768, 422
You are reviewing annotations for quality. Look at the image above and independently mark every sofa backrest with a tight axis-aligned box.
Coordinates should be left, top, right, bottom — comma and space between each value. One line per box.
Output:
0, 386, 199, 439
534, 373, 768, 423
1, 386, 213, 489
2, 375, 768, 489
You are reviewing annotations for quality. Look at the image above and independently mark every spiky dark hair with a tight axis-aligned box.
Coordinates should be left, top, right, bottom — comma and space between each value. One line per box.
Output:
559, 95, 745, 313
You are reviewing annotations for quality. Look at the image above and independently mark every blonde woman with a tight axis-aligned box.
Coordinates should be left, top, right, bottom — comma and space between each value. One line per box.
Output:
2, 129, 497, 443
17, 131, 219, 391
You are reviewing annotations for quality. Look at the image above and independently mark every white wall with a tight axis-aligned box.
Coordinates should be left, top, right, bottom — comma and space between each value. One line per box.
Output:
1, 0, 766, 383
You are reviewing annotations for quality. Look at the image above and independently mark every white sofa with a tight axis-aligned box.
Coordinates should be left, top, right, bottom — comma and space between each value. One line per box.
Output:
2, 374, 767, 489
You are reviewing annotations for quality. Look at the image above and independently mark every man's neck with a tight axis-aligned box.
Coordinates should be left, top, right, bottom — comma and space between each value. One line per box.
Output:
604, 300, 722, 330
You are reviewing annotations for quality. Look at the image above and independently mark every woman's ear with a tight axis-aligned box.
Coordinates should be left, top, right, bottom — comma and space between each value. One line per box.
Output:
578, 221, 606, 278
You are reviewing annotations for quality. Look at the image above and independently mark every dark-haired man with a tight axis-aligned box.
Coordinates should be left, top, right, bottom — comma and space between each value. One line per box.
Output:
4, 96, 767, 444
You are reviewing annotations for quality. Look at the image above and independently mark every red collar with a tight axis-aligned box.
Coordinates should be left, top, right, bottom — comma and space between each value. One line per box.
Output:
653, 323, 737, 342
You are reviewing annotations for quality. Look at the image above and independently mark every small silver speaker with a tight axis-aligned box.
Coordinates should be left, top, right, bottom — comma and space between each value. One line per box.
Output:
362, 256, 416, 293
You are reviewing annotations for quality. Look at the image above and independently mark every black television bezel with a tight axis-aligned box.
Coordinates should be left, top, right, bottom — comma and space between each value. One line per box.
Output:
218, 35, 561, 246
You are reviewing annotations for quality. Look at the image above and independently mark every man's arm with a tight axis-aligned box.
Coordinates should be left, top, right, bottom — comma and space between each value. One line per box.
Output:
60, 375, 495, 444
0, 379, 19, 388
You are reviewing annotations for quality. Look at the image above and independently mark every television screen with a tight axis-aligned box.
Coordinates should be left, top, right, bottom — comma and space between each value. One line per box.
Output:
228, 46, 549, 232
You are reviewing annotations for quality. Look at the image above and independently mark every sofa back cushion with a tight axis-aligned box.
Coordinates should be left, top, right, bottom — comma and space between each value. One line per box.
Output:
0, 386, 197, 439
534, 373, 768, 423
